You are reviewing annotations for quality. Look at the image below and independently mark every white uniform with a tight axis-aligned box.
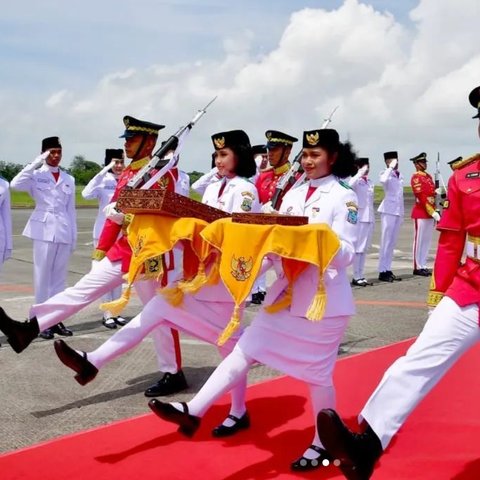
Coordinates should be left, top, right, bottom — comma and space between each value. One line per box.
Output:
191, 167, 221, 195
377, 167, 404, 273
0, 178, 13, 272
349, 172, 375, 280
11, 162, 76, 303
177, 170, 191, 197
82, 170, 122, 308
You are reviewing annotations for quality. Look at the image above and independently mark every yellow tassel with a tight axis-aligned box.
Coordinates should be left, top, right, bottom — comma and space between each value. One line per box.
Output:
217, 304, 241, 346
305, 275, 326, 321
264, 285, 293, 314
177, 261, 207, 294
205, 258, 220, 286
100, 285, 132, 316
160, 285, 184, 307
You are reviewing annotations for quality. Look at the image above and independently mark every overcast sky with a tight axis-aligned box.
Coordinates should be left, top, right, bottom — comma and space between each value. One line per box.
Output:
1, 0, 479, 181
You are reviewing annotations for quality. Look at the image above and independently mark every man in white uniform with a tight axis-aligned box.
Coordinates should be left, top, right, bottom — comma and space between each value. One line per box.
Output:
377, 151, 404, 282
0, 176, 13, 275
10, 136, 76, 339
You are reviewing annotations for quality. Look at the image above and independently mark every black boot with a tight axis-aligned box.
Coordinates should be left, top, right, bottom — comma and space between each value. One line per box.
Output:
54, 339, 98, 385
148, 399, 200, 437
317, 409, 383, 480
144, 370, 188, 397
0, 307, 40, 353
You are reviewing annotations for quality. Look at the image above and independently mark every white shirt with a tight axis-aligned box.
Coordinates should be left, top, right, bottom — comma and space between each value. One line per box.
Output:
349, 173, 375, 223
378, 167, 404, 216
0, 177, 13, 261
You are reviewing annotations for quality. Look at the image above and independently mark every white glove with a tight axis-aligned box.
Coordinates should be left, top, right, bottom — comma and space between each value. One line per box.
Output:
432, 211, 441, 222
99, 160, 116, 176
33, 151, 50, 167
389, 159, 398, 169
261, 201, 277, 214
103, 202, 125, 225
358, 165, 369, 176
434, 187, 444, 195
3, 249, 12, 262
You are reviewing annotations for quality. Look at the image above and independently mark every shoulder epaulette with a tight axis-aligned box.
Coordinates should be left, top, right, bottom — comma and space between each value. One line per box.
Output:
452, 153, 480, 170
338, 179, 352, 190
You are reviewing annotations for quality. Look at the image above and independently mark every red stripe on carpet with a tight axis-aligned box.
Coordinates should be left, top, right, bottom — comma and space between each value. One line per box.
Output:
2, 338, 480, 480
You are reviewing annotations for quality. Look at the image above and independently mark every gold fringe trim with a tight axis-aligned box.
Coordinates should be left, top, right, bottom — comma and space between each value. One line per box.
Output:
217, 304, 241, 346
205, 258, 220, 286
177, 261, 207, 294
160, 285, 184, 307
100, 285, 132, 316
306, 275, 326, 321
264, 285, 293, 314
92, 249, 107, 261
427, 290, 443, 308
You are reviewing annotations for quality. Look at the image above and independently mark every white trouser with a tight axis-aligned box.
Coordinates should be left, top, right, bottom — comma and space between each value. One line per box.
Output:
93, 238, 122, 308
412, 218, 434, 270
353, 222, 374, 279
378, 213, 402, 272
32, 240, 72, 303
361, 297, 480, 449
29, 256, 180, 373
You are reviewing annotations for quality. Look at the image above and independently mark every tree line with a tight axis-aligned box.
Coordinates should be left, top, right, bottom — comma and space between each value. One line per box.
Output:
0, 156, 204, 185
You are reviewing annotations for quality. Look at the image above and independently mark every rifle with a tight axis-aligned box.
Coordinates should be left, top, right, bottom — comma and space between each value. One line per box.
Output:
434, 152, 448, 210
270, 106, 339, 209
127, 96, 217, 189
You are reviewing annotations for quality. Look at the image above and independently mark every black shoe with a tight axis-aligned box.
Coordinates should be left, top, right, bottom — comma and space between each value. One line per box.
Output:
52, 323, 73, 336
259, 290, 266, 301
39, 328, 55, 340
413, 268, 430, 277
102, 317, 117, 329
291, 444, 332, 471
54, 339, 98, 386
212, 412, 250, 437
144, 370, 188, 397
0, 308, 40, 353
148, 399, 200, 437
250, 292, 263, 305
387, 271, 402, 281
378, 271, 393, 282
317, 409, 383, 480
351, 278, 368, 287
114, 316, 128, 326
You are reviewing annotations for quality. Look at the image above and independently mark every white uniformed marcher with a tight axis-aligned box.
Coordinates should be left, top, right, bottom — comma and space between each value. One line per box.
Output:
82, 149, 125, 327
0, 177, 13, 273
191, 166, 222, 195
349, 159, 375, 285
11, 137, 76, 303
150, 128, 358, 472
54, 129, 261, 435
377, 152, 404, 281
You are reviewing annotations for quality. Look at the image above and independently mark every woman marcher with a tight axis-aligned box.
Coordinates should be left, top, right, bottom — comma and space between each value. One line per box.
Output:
82, 149, 126, 328
146, 128, 358, 471
54, 130, 261, 435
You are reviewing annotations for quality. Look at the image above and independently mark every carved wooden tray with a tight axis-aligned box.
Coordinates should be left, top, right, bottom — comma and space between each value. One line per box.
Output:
116, 188, 231, 223
232, 212, 308, 226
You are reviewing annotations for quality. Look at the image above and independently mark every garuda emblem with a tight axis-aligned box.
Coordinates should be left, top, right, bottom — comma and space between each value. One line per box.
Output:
306, 131, 319, 146
231, 255, 253, 281
133, 235, 145, 256
214, 136, 226, 149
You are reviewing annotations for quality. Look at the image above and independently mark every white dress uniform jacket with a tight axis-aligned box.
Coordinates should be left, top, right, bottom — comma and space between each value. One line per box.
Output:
176, 170, 191, 197
0, 178, 13, 266
11, 163, 77, 246
82, 171, 118, 241
378, 167, 404, 217
191, 167, 222, 195
349, 173, 375, 223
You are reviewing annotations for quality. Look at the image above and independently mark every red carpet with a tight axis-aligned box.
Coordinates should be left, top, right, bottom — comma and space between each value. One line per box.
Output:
2, 338, 480, 480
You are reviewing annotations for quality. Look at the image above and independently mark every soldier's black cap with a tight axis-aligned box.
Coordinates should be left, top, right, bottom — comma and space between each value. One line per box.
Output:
410, 152, 427, 163
302, 129, 339, 149
252, 144, 267, 156
41, 136, 61, 153
104, 149, 124, 166
355, 157, 369, 167
468, 86, 480, 119
120, 116, 165, 138
383, 151, 398, 161
448, 156, 463, 170
211, 130, 251, 150
265, 130, 298, 149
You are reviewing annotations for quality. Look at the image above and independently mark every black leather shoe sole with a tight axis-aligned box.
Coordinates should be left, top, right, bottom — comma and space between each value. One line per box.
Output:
212, 412, 250, 437
148, 399, 200, 437
54, 339, 98, 386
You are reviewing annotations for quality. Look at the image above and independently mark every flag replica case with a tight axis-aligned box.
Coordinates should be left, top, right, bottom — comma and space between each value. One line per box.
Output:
232, 212, 308, 226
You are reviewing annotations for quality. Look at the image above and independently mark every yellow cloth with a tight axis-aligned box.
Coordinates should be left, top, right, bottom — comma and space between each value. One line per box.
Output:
100, 214, 209, 315
200, 218, 340, 345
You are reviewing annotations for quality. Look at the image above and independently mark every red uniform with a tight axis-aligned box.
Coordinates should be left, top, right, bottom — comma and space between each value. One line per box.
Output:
410, 170, 436, 219
255, 163, 291, 205
94, 158, 178, 273
428, 153, 480, 308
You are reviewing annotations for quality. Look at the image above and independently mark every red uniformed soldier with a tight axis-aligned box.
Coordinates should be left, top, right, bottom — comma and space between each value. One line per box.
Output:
315, 85, 480, 480
410, 152, 439, 276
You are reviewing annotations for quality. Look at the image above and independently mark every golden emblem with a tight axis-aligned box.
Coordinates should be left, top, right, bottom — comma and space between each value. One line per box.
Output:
306, 131, 319, 146
214, 136, 226, 149
133, 235, 144, 256
231, 255, 253, 281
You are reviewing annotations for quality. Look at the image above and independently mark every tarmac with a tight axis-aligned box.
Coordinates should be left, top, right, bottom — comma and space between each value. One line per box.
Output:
0, 194, 438, 454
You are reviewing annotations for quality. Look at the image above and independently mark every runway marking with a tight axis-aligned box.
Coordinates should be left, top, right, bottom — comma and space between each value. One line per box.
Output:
0, 284, 33, 293
356, 299, 426, 308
